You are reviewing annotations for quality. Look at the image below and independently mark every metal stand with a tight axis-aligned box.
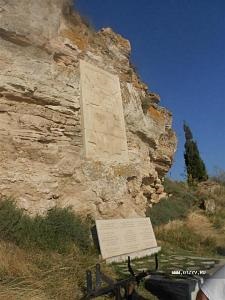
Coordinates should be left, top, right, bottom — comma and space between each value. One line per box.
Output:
83, 254, 159, 299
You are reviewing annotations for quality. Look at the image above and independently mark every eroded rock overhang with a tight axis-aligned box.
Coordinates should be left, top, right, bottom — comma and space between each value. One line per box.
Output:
0, 0, 177, 217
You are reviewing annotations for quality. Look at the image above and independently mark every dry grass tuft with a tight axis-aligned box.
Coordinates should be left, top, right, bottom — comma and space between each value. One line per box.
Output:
0, 241, 35, 278
186, 211, 214, 237
0, 241, 103, 299
155, 211, 222, 255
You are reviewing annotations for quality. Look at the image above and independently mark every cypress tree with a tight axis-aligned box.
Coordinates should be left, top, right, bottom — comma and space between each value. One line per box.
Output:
183, 122, 208, 184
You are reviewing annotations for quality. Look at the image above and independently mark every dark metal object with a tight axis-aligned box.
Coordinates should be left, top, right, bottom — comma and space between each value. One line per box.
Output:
83, 255, 159, 300
155, 253, 158, 271
145, 275, 198, 300
86, 270, 92, 294
128, 256, 135, 277
82, 253, 202, 300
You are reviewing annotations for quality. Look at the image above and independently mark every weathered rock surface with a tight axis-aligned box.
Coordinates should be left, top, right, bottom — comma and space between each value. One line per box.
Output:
0, 0, 177, 218
197, 181, 221, 214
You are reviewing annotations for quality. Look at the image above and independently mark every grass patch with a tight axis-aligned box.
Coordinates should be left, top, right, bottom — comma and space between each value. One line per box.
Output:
209, 209, 225, 230
211, 186, 225, 208
0, 199, 91, 253
155, 222, 217, 255
0, 241, 100, 300
148, 179, 198, 226
0, 199, 105, 299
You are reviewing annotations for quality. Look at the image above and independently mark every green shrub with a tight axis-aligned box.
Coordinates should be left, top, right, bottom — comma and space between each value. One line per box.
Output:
148, 179, 198, 226
0, 199, 91, 253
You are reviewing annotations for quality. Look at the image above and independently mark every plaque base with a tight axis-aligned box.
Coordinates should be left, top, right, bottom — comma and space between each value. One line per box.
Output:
105, 246, 161, 263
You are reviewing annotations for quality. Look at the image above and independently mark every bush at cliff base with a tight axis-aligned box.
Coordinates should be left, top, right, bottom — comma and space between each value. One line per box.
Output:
0, 199, 91, 253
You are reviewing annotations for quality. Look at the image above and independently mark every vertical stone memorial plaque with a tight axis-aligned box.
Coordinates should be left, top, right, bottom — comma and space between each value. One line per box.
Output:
96, 218, 161, 263
80, 60, 128, 162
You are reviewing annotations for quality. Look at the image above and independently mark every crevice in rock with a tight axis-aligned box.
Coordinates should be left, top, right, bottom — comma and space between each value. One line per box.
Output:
127, 176, 137, 182
141, 176, 155, 186
0, 87, 7, 93
0, 28, 31, 47
53, 52, 78, 66
37, 137, 55, 144
136, 131, 157, 149
65, 43, 77, 51
66, 83, 74, 88
3, 92, 60, 107
8, 84, 26, 92
67, 105, 80, 112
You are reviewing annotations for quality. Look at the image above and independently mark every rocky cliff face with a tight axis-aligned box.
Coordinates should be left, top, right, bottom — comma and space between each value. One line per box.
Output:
0, 0, 177, 218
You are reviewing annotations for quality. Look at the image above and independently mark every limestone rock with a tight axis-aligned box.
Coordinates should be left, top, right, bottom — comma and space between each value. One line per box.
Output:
0, 0, 177, 218
197, 181, 221, 194
202, 199, 216, 214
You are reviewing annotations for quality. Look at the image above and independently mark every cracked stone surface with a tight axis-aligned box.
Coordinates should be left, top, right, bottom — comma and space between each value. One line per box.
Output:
0, 0, 177, 218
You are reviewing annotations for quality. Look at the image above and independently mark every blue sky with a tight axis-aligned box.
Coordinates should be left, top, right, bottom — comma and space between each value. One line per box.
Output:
75, 0, 225, 180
